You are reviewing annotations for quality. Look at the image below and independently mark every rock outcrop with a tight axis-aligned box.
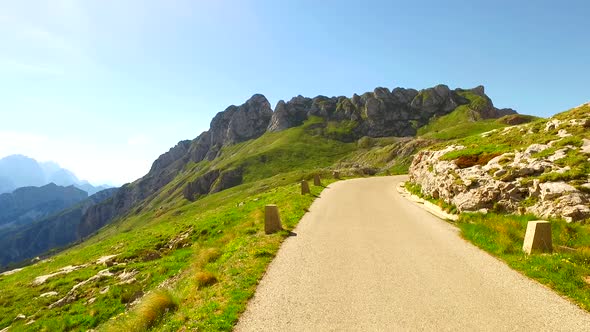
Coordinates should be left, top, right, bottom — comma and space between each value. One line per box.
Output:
409, 111, 590, 222
267, 85, 514, 138
183, 168, 243, 201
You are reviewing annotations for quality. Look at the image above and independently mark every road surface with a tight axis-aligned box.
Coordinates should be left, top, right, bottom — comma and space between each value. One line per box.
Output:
235, 176, 590, 331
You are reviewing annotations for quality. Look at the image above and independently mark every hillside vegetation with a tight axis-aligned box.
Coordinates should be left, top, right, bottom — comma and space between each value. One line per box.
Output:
408, 102, 590, 311
0, 84, 525, 331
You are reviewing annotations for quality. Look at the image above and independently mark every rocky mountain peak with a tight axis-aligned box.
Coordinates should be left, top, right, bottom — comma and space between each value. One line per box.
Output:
470, 85, 486, 97
82, 84, 516, 247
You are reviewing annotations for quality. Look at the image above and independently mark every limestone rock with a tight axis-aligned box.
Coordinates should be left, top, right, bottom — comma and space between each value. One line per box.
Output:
409, 136, 590, 221
539, 182, 576, 200
266, 84, 506, 139
39, 291, 58, 298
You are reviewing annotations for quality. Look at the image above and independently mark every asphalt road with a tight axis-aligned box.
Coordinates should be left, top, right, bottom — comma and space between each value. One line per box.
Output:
235, 176, 590, 331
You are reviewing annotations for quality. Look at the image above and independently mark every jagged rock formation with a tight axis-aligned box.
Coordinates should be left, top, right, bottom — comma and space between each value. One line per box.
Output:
80, 95, 272, 237
409, 106, 590, 222
268, 85, 515, 138
81, 84, 513, 241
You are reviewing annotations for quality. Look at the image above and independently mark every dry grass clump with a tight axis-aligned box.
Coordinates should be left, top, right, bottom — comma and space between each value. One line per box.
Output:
103, 289, 177, 331
198, 247, 221, 265
195, 271, 218, 288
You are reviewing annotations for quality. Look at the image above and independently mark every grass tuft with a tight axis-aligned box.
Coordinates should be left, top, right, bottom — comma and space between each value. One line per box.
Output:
195, 271, 218, 288
105, 289, 178, 332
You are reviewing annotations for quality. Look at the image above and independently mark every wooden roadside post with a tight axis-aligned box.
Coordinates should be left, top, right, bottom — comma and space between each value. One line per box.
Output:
523, 220, 553, 254
265, 205, 283, 234
301, 180, 310, 195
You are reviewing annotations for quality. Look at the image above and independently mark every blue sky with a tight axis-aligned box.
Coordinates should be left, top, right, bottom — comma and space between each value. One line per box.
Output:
1, 0, 588, 185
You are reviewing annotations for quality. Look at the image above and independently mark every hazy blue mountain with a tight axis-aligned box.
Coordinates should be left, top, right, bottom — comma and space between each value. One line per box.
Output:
0, 187, 118, 268
46, 167, 79, 186
0, 155, 46, 190
0, 176, 14, 194
0, 183, 88, 230
0, 155, 111, 195
74, 181, 112, 195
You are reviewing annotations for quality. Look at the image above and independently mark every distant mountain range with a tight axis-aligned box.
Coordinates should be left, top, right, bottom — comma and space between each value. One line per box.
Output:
0, 155, 111, 195
0, 183, 88, 231
0, 183, 118, 268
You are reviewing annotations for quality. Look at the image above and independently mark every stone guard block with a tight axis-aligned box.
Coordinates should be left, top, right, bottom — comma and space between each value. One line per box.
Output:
314, 174, 321, 186
523, 220, 553, 254
301, 180, 310, 195
265, 205, 283, 234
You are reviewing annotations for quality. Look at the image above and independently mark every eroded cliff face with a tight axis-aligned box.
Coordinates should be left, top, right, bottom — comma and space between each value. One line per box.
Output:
409, 107, 590, 222
81, 84, 511, 236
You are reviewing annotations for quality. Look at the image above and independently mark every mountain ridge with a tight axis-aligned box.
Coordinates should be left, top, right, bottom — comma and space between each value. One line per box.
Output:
0, 187, 118, 268
81, 84, 515, 236
0, 183, 88, 230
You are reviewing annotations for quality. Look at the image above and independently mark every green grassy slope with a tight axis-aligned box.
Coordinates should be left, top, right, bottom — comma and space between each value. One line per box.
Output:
417, 90, 537, 140
0, 118, 357, 331
0, 106, 535, 331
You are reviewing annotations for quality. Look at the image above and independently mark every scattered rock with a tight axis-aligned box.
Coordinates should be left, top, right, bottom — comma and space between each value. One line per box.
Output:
96, 255, 118, 267
49, 292, 77, 309
48, 269, 113, 309
545, 119, 561, 131
118, 269, 139, 285
524, 144, 550, 156
72, 269, 113, 291
167, 230, 192, 250
539, 182, 577, 201
39, 291, 58, 298
32, 264, 88, 286
548, 148, 568, 162
0, 268, 23, 276
14, 314, 25, 321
